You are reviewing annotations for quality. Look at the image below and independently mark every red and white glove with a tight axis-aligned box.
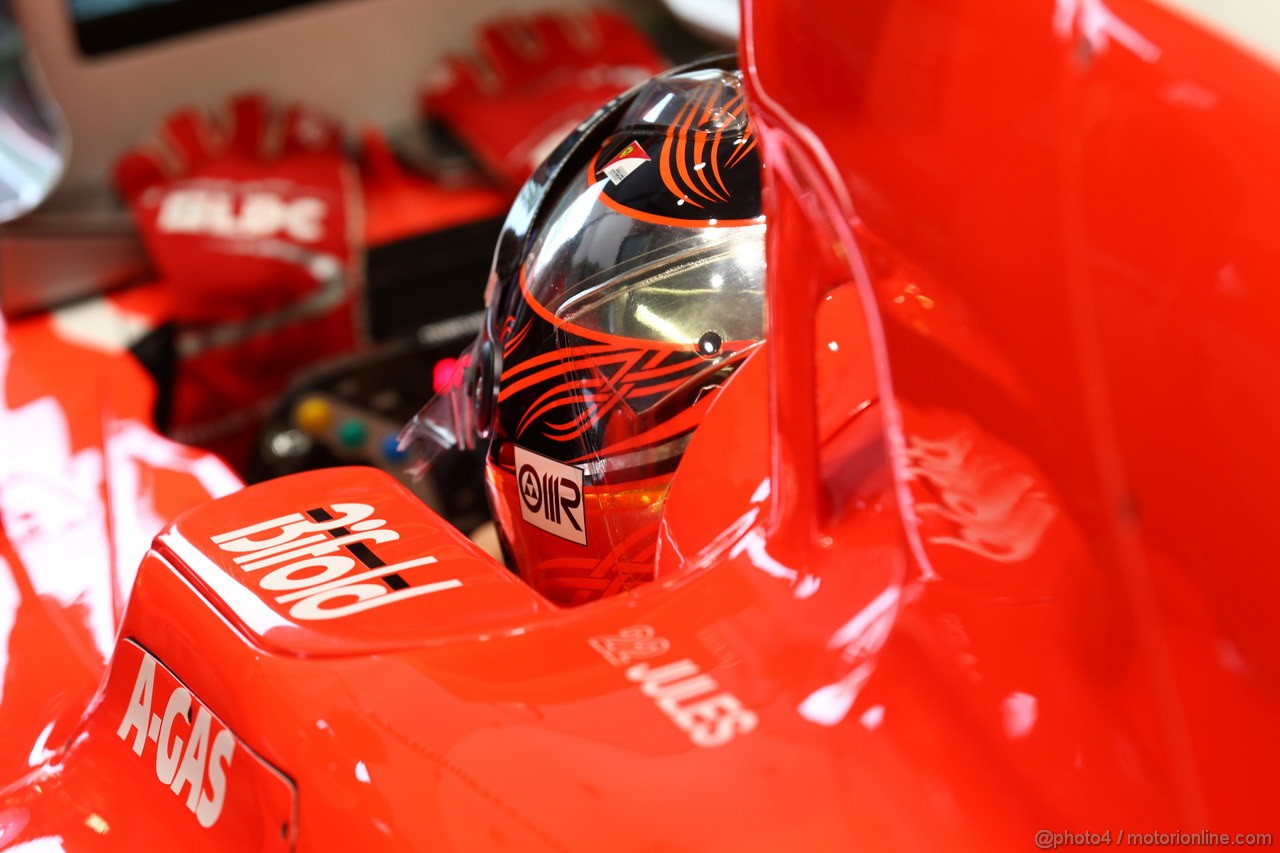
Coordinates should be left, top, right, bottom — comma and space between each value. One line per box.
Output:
422, 8, 666, 190
114, 94, 365, 470
114, 93, 359, 323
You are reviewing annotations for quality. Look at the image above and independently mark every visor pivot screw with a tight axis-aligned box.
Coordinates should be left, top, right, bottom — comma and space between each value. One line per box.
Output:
697, 330, 723, 358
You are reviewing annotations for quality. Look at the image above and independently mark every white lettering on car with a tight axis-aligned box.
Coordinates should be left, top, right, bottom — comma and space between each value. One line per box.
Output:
587, 625, 670, 667
589, 625, 758, 748
116, 652, 236, 828
209, 502, 460, 621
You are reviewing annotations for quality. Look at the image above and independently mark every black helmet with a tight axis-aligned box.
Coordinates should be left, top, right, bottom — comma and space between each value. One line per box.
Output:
402, 59, 766, 606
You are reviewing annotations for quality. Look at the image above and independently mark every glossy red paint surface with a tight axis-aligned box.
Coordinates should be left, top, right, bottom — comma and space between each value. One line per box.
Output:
1, 0, 1278, 849
2, 639, 296, 850
0, 304, 237, 806
746, 0, 1280, 831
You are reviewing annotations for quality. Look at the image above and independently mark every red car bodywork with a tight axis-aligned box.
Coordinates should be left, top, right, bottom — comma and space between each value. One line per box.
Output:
2, 0, 1279, 848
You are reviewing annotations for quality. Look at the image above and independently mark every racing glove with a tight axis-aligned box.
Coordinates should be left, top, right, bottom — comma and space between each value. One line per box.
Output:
113, 94, 365, 470
114, 93, 359, 323
421, 8, 666, 190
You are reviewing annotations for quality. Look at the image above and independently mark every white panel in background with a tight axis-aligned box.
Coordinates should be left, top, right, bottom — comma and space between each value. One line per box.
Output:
1148, 0, 1280, 69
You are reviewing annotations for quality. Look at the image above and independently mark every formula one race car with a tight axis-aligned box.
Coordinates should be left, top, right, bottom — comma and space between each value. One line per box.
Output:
2, 0, 1279, 849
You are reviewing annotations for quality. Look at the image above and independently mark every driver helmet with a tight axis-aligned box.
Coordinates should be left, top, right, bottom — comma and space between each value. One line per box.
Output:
402, 60, 766, 606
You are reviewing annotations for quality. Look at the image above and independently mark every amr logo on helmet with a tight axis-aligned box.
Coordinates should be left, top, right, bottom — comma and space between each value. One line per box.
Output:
515, 446, 587, 545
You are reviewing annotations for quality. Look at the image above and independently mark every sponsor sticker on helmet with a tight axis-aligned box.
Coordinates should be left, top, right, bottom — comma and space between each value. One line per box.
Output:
515, 445, 587, 545
601, 140, 650, 185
